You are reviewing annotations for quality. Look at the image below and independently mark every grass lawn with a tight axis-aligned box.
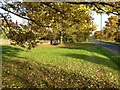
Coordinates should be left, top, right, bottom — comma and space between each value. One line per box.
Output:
1, 42, 120, 88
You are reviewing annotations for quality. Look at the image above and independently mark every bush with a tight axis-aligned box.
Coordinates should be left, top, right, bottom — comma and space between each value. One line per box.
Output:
114, 36, 120, 42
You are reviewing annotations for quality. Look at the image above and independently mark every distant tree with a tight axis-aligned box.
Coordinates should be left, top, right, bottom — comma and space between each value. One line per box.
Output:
94, 31, 101, 39
103, 15, 118, 41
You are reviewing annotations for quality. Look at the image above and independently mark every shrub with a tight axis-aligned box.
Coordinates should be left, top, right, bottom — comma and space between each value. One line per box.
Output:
114, 36, 120, 42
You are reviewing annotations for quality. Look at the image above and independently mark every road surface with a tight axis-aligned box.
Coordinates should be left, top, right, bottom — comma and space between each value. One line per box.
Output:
90, 39, 120, 55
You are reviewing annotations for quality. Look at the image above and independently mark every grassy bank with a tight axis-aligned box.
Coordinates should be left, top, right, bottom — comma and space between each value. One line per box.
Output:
2, 42, 120, 88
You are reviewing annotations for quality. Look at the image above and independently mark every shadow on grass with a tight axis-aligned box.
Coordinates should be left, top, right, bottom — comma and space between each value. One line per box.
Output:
2, 59, 117, 88
1, 45, 119, 88
64, 53, 119, 71
59, 42, 120, 71
2, 45, 25, 61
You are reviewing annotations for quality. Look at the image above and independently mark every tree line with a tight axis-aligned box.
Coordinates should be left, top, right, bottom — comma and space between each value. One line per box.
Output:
94, 15, 120, 42
0, 1, 120, 49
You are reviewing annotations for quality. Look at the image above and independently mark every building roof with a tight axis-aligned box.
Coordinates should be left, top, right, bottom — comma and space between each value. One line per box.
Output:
0, 19, 27, 29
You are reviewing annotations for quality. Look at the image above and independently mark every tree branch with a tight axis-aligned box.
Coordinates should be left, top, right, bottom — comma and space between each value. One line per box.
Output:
67, 2, 115, 7
0, 7, 50, 28
94, 4, 120, 15
0, 27, 9, 39
41, 2, 65, 15
0, 13, 10, 39
67, 2, 120, 15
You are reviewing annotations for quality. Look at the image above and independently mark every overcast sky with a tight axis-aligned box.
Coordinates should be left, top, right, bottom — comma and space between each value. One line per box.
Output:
92, 12, 110, 31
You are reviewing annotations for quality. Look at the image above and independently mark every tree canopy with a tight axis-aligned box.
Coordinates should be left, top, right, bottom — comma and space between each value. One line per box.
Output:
0, 1, 120, 49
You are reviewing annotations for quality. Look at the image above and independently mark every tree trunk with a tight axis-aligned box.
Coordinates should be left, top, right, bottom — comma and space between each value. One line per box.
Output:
50, 39, 52, 45
60, 35, 63, 44
118, 15, 120, 32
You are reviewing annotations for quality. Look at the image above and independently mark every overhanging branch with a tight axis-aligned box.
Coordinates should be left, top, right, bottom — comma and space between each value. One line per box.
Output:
67, 2, 120, 15
67, 2, 115, 7
0, 7, 50, 28
41, 2, 64, 15
94, 4, 120, 15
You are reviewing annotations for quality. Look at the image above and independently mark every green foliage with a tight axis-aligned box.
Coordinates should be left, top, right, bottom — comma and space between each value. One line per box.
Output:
1, 2, 120, 48
0, 2, 97, 49
0, 29, 8, 39
7, 28, 39, 49
114, 36, 120, 42
94, 31, 101, 39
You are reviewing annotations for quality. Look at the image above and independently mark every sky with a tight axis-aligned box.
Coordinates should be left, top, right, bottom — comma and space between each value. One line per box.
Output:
0, 8, 112, 31
0, 8, 23, 24
92, 12, 113, 31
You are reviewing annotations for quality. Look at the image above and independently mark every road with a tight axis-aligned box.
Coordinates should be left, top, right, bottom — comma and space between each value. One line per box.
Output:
90, 39, 120, 55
